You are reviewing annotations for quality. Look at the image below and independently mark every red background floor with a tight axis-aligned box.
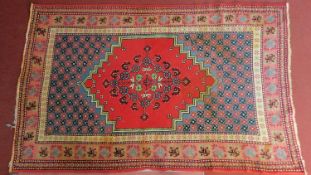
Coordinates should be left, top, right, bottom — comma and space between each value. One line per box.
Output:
0, 0, 310, 174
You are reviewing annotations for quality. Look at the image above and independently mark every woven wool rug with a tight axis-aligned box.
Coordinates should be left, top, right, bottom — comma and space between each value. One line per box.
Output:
10, 1, 306, 175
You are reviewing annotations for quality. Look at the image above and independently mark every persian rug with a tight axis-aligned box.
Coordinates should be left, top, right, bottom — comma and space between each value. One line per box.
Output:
10, 1, 306, 175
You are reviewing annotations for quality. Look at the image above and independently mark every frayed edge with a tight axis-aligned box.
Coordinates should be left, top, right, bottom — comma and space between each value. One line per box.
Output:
6, 109, 17, 129
6, 123, 16, 129
5, 103, 18, 129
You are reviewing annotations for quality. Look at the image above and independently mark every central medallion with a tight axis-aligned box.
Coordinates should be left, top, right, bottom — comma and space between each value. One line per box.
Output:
100, 45, 191, 121
83, 37, 214, 131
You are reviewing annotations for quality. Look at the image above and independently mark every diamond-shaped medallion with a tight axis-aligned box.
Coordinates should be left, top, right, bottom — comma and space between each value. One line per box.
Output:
83, 37, 215, 131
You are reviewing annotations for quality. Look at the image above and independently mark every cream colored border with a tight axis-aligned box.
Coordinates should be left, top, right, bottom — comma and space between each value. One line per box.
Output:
38, 26, 268, 142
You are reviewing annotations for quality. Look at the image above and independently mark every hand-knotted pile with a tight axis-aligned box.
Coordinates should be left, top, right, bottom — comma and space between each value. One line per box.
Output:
10, 1, 306, 175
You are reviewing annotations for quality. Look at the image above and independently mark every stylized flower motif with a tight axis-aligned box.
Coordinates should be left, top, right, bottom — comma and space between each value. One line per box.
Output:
183, 145, 196, 158
266, 15, 275, 23
75, 146, 86, 159
39, 15, 49, 24
243, 146, 257, 159
211, 15, 221, 22
213, 146, 225, 159
22, 146, 34, 159
154, 146, 166, 159
265, 39, 276, 49
51, 147, 61, 158
160, 16, 169, 24
239, 16, 248, 23
266, 68, 276, 77
88, 16, 97, 25
99, 147, 111, 158
271, 115, 281, 125
127, 146, 139, 158
267, 84, 277, 93
275, 148, 288, 160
